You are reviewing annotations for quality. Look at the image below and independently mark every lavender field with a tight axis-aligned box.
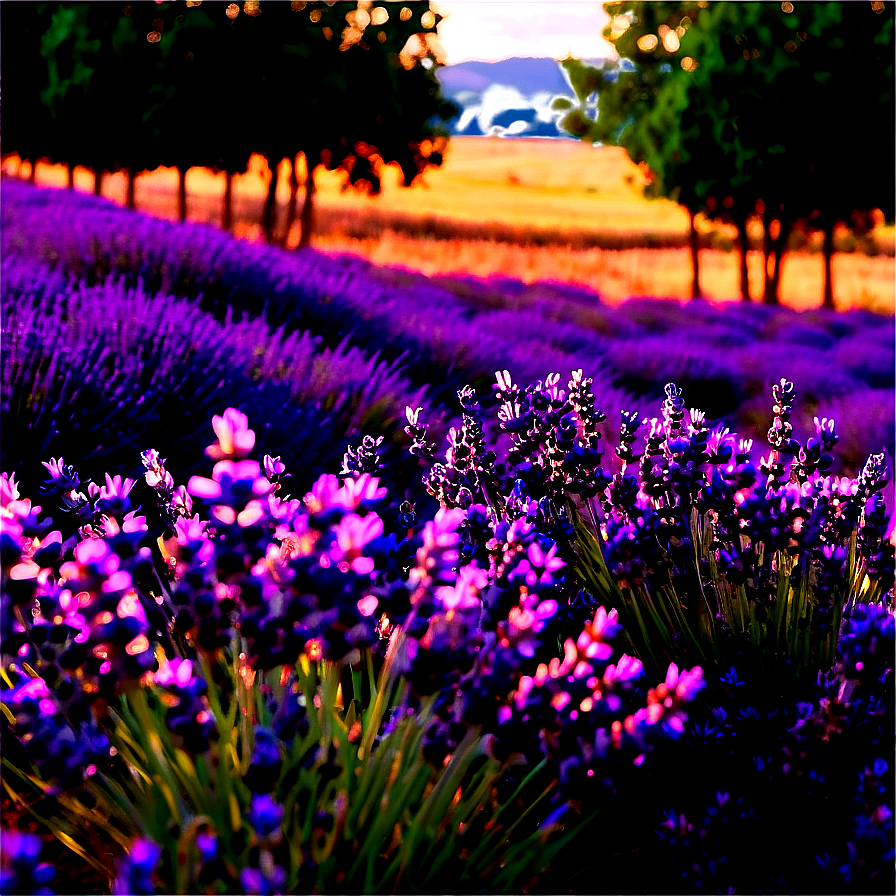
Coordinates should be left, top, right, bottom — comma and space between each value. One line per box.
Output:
3, 0, 895, 892
3, 179, 894, 488
2, 173, 895, 895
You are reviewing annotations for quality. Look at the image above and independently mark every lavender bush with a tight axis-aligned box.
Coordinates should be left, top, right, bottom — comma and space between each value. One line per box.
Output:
2, 255, 438, 501
392, 368, 895, 892
2, 363, 892, 893
2, 406, 704, 894
402, 371, 893, 685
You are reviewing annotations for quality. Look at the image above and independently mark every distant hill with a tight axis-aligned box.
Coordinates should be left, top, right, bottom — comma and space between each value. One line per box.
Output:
438, 57, 572, 97
437, 56, 585, 138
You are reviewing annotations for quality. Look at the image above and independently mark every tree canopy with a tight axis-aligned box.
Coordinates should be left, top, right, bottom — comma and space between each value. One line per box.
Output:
1, 1, 458, 243
556, 1, 894, 306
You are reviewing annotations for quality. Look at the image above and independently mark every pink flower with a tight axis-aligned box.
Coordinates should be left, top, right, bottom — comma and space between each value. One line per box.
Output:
122, 510, 148, 533
58, 590, 87, 637
235, 501, 265, 528
421, 508, 465, 551
153, 658, 195, 688
73, 537, 110, 566
514, 541, 566, 586
171, 486, 193, 517
175, 513, 208, 545
100, 474, 136, 500
436, 563, 488, 612
331, 513, 383, 575
357, 595, 379, 617
117, 591, 147, 624
665, 664, 705, 701
0, 472, 20, 506
41, 457, 67, 481
273, 515, 313, 560
206, 408, 255, 460
1, 492, 41, 524
304, 474, 341, 513
604, 653, 644, 685
335, 474, 387, 509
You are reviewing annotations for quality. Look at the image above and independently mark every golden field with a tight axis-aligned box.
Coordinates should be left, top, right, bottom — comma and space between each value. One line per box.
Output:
6, 137, 894, 313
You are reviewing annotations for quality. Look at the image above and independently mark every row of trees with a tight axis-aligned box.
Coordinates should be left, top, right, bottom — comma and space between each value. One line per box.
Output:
556, 1, 894, 306
2, 1, 458, 245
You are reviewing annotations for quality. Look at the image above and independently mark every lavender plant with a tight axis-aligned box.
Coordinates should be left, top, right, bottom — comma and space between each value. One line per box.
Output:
390, 368, 894, 893
2, 256, 436, 498
402, 369, 894, 690
1, 408, 703, 894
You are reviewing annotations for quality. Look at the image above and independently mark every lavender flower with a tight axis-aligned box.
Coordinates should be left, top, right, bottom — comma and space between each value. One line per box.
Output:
0, 832, 56, 896
247, 793, 285, 843
113, 838, 161, 896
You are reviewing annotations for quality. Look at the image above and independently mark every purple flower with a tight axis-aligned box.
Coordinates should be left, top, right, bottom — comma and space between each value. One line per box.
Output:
0, 831, 56, 895
206, 408, 256, 460
240, 864, 286, 896
113, 838, 161, 895
247, 793, 284, 841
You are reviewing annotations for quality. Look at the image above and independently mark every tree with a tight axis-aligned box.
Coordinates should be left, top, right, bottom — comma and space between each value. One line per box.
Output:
5, 0, 457, 242
556, 1, 894, 306
555, 4, 711, 298
0, 4, 58, 181
163, 0, 457, 244
265, 1, 458, 247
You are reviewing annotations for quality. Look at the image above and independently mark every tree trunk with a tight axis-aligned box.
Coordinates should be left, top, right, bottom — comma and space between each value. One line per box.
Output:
282, 155, 300, 247
177, 167, 188, 223
66, 163, 75, 189
762, 206, 777, 305
822, 222, 835, 310
688, 208, 702, 299
28, 159, 37, 184
298, 162, 317, 249
125, 168, 136, 210
93, 169, 103, 196
222, 170, 234, 232
768, 219, 791, 306
734, 215, 751, 301
261, 156, 282, 243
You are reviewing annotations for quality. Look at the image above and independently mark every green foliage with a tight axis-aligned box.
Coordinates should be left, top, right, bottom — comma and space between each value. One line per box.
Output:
569, 500, 879, 689
556, 1, 895, 305
5, 638, 574, 894
3, 2, 458, 202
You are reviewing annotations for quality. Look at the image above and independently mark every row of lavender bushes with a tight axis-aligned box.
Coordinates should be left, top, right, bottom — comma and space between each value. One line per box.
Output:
3, 180, 893, 476
1, 180, 894, 892
1, 365, 893, 893
2, 252, 445, 507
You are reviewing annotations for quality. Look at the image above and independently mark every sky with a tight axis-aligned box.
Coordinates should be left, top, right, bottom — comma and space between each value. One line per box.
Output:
434, 1, 615, 64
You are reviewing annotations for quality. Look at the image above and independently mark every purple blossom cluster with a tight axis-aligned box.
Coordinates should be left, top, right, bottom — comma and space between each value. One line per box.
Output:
1, 404, 711, 892
0, 831, 56, 895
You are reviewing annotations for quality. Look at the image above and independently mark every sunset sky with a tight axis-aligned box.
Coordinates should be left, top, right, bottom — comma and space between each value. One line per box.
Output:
434, 1, 615, 64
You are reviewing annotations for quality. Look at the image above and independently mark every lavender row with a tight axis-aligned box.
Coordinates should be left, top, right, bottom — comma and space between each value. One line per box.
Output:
3, 181, 893, 467
1, 255, 439, 497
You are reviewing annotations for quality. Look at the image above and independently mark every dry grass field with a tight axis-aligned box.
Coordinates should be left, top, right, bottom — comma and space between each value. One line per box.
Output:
7, 137, 894, 312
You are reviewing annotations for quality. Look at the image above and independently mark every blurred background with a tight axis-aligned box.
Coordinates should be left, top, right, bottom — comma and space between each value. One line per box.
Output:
2, 0, 893, 311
